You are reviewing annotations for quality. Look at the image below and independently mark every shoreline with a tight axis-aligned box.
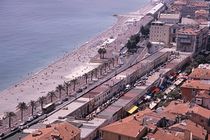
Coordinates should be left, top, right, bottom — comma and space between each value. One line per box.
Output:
0, 1, 154, 114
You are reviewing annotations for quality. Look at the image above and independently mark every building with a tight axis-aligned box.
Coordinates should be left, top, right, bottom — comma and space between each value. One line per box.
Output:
181, 68, 210, 103
159, 13, 181, 24
169, 120, 207, 140
188, 68, 210, 80
149, 21, 171, 45
195, 90, 210, 110
176, 26, 208, 53
164, 101, 210, 133
181, 80, 210, 101
181, 1, 210, 18
195, 9, 209, 22
100, 118, 147, 140
23, 122, 80, 140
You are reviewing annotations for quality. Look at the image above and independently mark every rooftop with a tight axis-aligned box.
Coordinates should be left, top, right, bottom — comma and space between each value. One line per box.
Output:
190, 1, 209, 8
169, 120, 207, 140
181, 17, 199, 25
147, 128, 183, 140
43, 97, 90, 124
181, 80, 210, 91
159, 13, 181, 20
196, 90, 210, 99
23, 122, 80, 140
100, 117, 146, 138
188, 68, 210, 80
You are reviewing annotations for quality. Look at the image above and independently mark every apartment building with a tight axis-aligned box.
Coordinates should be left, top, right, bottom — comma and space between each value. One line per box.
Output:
159, 13, 181, 24
149, 21, 171, 45
181, 1, 210, 18
176, 26, 208, 53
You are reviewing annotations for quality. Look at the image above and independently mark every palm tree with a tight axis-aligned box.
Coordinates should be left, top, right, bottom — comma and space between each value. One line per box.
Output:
38, 96, 46, 110
98, 48, 107, 59
102, 48, 107, 58
56, 84, 64, 99
17, 102, 28, 121
5, 112, 16, 128
111, 58, 115, 68
72, 79, 77, 91
48, 91, 56, 102
29, 100, 36, 116
84, 73, 88, 84
90, 71, 94, 81
64, 81, 71, 96
94, 68, 98, 78
100, 66, 103, 76
147, 42, 152, 54
98, 48, 103, 59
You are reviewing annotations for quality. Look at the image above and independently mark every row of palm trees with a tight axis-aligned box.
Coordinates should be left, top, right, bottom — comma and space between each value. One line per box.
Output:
4, 57, 118, 128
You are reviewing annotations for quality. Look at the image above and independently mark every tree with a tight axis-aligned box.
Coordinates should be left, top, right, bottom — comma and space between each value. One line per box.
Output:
98, 48, 107, 59
5, 112, 16, 128
205, 54, 210, 63
56, 84, 64, 99
125, 34, 140, 53
38, 96, 46, 110
48, 91, 56, 102
140, 26, 150, 36
84, 73, 88, 84
147, 42, 152, 53
72, 79, 77, 91
64, 81, 71, 96
17, 102, 28, 121
29, 100, 36, 116
94, 68, 98, 78
90, 71, 94, 81
195, 54, 205, 64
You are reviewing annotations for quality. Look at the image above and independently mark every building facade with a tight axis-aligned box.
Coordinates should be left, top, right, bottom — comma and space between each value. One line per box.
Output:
176, 26, 208, 53
149, 21, 171, 45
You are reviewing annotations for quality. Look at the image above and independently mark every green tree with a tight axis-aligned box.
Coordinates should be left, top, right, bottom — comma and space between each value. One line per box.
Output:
48, 91, 56, 102
147, 42, 152, 53
72, 79, 77, 91
29, 100, 36, 116
5, 112, 16, 128
38, 96, 46, 110
98, 48, 107, 59
205, 54, 210, 63
17, 102, 28, 121
64, 81, 71, 96
56, 84, 64, 99
84, 73, 88, 84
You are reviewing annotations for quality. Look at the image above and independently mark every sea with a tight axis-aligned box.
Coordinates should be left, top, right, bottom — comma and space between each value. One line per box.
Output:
0, 0, 149, 91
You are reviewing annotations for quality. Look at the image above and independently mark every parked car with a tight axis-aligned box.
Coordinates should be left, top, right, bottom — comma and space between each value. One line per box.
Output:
62, 97, 68, 102
76, 88, 83, 93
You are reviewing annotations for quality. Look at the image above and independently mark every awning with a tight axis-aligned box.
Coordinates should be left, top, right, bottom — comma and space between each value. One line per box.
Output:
127, 105, 138, 114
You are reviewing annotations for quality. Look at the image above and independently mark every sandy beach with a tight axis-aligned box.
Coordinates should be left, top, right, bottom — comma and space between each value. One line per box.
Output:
0, 2, 155, 115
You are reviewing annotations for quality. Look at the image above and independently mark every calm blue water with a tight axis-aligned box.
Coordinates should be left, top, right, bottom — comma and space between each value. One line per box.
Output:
0, 0, 149, 90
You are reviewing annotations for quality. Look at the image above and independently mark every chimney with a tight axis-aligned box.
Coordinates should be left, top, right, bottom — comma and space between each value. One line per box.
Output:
184, 130, 192, 140
133, 115, 137, 120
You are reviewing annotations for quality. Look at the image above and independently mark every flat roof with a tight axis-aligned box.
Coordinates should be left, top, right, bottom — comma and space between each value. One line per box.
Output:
70, 118, 106, 139
159, 13, 180, 20
43, 97, 90, 124
148, 3, 164, 15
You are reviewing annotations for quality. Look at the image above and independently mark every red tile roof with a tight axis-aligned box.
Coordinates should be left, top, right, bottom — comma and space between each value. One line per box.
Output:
189, 68, 210, 80
181, 80, 210, 91
23, 122, 80, 140
169, 120, 207, 140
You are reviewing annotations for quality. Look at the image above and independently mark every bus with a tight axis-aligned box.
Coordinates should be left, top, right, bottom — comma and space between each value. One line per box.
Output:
42, 103, 55, 114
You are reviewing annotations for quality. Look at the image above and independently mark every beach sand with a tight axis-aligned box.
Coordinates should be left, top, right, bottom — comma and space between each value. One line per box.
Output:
0, 2, 154, 114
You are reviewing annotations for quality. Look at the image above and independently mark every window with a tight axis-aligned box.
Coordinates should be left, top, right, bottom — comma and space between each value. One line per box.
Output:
118, 135, 121, 140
